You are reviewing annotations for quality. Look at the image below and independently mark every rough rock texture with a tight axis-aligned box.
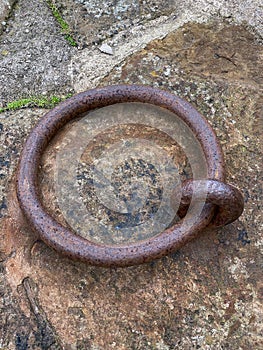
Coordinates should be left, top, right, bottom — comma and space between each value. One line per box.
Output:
0, 0, 74, 106
0, 0, 262, 349
63, 0, 263, 91
0, 0, 16, 32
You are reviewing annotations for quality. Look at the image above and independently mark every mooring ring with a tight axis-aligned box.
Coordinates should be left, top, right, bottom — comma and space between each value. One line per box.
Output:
16, 85, 244, 267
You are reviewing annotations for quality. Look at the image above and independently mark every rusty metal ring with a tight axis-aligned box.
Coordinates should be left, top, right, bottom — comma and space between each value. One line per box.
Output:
17, 85, 244, 267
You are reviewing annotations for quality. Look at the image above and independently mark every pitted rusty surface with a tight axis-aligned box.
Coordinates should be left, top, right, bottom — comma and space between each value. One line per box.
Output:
16, 85, 244, 267
179, 179, 244, 228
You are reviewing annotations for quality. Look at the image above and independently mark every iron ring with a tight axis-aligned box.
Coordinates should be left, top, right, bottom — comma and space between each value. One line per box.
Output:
16, 85, 243, 267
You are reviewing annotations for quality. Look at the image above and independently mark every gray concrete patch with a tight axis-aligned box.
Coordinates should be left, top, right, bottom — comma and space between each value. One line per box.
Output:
0, 108, 43, 217
0, 0, 16, 32
0, 0, 75, 106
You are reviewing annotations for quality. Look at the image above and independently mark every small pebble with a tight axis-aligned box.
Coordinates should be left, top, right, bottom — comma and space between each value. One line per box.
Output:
99, 43, 114, 55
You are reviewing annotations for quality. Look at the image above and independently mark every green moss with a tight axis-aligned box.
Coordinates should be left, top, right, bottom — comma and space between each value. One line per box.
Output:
46, 0, 77, 47
0, 94, 73, 113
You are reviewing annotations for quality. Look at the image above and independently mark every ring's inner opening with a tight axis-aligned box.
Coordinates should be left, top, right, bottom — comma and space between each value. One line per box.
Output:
38, 102, 207, 245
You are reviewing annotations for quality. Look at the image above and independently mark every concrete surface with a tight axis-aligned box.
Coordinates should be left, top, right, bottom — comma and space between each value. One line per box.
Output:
0, 0, 74, 106
0, 0, 15, 32
0, 0, 262, 349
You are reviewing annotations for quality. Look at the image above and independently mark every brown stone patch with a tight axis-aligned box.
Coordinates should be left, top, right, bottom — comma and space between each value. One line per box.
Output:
146, 22, 263, 85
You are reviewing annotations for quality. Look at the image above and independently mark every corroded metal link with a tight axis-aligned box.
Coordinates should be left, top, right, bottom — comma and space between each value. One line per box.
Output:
178, 179, 244, 228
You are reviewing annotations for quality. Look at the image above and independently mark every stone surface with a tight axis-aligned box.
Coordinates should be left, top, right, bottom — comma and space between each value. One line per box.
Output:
0, 0, 75, 106
0, 0, 15, 32
0, 0, 262, 349
64, 0, 263, 92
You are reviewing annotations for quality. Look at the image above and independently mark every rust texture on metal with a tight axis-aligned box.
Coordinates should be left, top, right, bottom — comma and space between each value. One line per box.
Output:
178, 179, 244, 228
16, 85, 244, 267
